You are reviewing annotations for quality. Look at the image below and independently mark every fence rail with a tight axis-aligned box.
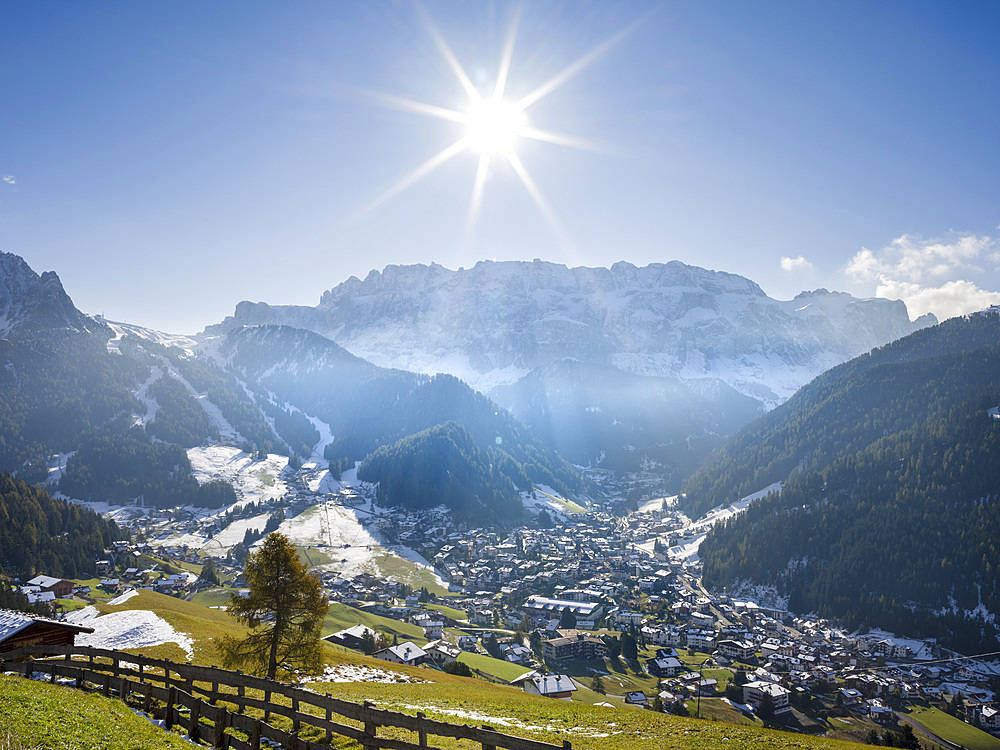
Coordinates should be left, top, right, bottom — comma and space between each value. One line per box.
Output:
0, 646, 572, 750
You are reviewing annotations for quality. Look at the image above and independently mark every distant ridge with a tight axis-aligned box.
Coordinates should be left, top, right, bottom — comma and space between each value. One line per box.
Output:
205, 259, 934, 476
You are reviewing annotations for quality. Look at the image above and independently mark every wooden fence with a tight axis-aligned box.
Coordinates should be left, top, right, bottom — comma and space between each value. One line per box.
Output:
0, 646, 574, 750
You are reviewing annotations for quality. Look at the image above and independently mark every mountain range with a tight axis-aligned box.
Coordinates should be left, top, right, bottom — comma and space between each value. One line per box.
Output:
1, 252, 936, 505
5, 249, 995, 648
0, 253, 576, 524
206, 260, 934, 474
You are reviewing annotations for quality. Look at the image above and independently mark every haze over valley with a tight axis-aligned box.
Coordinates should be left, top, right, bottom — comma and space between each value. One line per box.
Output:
3, 3, 1000, 747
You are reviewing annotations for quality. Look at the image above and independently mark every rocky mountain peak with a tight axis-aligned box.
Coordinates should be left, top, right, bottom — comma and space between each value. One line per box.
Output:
0, 252, 101, 338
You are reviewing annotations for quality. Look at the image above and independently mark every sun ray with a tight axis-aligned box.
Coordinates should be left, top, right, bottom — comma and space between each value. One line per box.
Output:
463, 152, 492, 247
519, 126, 612, 155
515, 21, 640, 111
367, 137, 470, 214
469, 153, 491, 222
413, 1, 481, 104
494, 1, 524, 100
504, 149, 572, 249
363, 90, 467, 124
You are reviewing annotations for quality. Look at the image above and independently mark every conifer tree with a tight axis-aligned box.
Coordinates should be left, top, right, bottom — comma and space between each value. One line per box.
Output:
219, 533, 328, 680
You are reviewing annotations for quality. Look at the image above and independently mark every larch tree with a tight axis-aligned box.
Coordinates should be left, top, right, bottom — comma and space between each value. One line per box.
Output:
219, 532, 328, 680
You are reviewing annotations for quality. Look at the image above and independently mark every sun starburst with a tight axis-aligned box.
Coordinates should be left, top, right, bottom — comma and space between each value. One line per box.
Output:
363, 3, 635, 244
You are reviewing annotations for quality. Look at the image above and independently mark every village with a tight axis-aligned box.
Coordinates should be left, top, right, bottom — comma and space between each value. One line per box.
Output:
8, 467, 1000, 747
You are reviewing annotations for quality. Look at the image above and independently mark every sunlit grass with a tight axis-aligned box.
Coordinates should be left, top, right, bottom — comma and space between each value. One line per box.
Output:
905, 704, 1000, 750
5, 592, 883, 750
457, 651, 532, 682
424, 602, 468, 620
323, 602, 425, 642
0, 675, 193, 750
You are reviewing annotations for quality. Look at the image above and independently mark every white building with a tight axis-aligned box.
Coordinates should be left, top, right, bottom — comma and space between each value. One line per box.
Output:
743, 680, 791, 715
374, 641, 428, 667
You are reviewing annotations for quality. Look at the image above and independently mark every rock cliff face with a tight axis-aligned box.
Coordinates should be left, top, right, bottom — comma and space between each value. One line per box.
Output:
0, 252, 104, 338
204, 259, 934, 477
207, 259, 935, 406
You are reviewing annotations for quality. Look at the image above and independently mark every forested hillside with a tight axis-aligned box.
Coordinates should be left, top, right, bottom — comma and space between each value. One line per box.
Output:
0, 473, 124, 578
681, 312, 1000, 518
0, 332, 146, 482
222, 325, 581, 515
691, 312, 1000, 651
59, 428, 237, 509
358, 421, 528, 524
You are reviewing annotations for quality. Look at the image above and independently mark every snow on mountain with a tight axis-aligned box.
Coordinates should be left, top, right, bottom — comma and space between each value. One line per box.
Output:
0, 252, 105, 337
186, 446, 289, 505
205, 260, 935, 407
106, 320, 198, 355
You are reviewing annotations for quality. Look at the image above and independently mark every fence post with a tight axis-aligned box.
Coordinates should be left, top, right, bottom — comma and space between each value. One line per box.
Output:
417, 711, 428, 746
292, 695, 300, 735
481, 724, 497, 750
211, 680, 218, 705
237, 684, 245, 713
325, 697, 333, 744
563, 742, 573, 749
213, 705, 229, 748
165, 686, 177, 730
263, 688, 271, 721
249, 719, 261, 750
189, 698, 202, 743
362, 701, 377, 750
49, 663, 57, 683
103, 672, 111, 696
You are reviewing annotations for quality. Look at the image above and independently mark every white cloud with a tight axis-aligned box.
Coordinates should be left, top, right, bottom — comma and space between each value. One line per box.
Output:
1, 175, 14, 185
875, 279, 1000, 321
847, 232, 996, 283
846, 231, 1000, 321
780, 255, 813, 272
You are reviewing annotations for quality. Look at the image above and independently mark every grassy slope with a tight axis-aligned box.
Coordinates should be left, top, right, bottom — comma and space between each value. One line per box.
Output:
314, 673, 871, 750
323, 602, 425, 642
92, 587, 249, 664
424, 602, 468, 620
457, 651, 532, 682
905, 705, 1000, 750
61, 591, 879, 750
0, 675, 193, 750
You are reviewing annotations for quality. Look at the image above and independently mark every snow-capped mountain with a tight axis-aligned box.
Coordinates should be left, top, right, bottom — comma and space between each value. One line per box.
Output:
206, 260, 935, 407
0, 252, 105, 338
204, 260, 935, 475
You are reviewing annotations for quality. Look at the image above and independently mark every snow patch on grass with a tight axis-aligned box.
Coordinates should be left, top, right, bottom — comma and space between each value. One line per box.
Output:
106, 589, 140, 606
203, 512, 271, 552
308, 664, 425, 684
187, 445, 288, 504
73, 608, 194, 658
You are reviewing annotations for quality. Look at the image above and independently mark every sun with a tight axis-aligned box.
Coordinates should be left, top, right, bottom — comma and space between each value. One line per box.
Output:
463, 97, 527, 156
363, 4, 635, 240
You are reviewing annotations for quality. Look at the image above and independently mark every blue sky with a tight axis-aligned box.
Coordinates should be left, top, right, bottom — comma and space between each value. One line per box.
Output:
2, 1, 999, 333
